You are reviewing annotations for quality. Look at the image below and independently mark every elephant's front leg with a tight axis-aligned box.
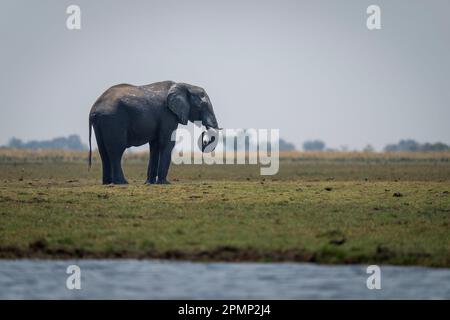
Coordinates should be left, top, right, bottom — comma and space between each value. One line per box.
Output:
156, 140, 175, 184
146, 141, 159, 184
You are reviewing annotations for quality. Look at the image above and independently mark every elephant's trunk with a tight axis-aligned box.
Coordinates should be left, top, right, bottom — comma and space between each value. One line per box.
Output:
200, 93, 220, 130
203, 110, 219, 130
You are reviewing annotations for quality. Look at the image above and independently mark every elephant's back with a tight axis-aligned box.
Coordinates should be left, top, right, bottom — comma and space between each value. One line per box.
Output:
139, 80, 174, 92
89, 81, 174, 119
90, 84, 141, 115
93, 84, 137, 105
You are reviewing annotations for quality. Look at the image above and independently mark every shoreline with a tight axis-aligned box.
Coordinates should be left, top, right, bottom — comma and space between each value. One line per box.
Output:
1, 244, 448, 268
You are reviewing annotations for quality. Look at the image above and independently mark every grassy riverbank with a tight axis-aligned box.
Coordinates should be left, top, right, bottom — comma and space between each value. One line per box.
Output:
0, 150, 449, 267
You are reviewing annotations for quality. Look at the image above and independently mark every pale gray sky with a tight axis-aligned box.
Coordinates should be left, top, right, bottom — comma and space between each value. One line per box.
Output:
0, 0, 449, 150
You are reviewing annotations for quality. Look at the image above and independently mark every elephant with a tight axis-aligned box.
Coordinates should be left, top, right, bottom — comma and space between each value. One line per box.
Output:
88, 81, 219, 185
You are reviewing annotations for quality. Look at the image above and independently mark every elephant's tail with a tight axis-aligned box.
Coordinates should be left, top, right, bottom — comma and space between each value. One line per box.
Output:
88, 114, 94, 170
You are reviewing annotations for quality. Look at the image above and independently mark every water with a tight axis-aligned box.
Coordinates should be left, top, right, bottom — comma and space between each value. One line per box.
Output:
0, 260, 449, 299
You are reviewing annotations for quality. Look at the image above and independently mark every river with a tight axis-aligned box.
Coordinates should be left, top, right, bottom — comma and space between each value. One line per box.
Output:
0, 260, 448, 299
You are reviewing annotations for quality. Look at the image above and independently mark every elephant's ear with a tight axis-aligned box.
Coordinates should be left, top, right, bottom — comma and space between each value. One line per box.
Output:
167, 84, 190, 125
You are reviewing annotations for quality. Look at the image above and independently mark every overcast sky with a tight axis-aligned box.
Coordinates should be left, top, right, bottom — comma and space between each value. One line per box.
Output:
0, 0, 449, 150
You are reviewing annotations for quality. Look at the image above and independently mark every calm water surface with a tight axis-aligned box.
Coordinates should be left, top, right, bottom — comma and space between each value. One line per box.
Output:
0, 260, 449, 299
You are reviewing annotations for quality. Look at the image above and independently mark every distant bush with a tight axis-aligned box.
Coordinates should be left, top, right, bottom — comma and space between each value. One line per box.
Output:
279, 138, 296, 151
222, 130, 296, 151
384, 139, 450, 152
420, 142, 450, 151
303, 140, 325, 151
363, 144, 375, 152
7, 135, 87, 151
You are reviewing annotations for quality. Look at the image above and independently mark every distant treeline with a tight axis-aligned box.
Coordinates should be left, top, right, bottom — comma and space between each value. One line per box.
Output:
6, 135, 87, 151
302, 139, 450, 152
222, 130, 296, 151
2, 135, 449, 152
384, 139, 450, 152
303, 140, 326, 151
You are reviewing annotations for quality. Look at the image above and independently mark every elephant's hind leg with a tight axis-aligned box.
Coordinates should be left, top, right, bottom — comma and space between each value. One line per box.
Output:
102, 128, 128, 185
110, 150, 128, 185
93, 125, 112, 184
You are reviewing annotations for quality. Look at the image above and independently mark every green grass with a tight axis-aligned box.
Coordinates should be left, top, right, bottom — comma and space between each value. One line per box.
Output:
0, 155, 449, 267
